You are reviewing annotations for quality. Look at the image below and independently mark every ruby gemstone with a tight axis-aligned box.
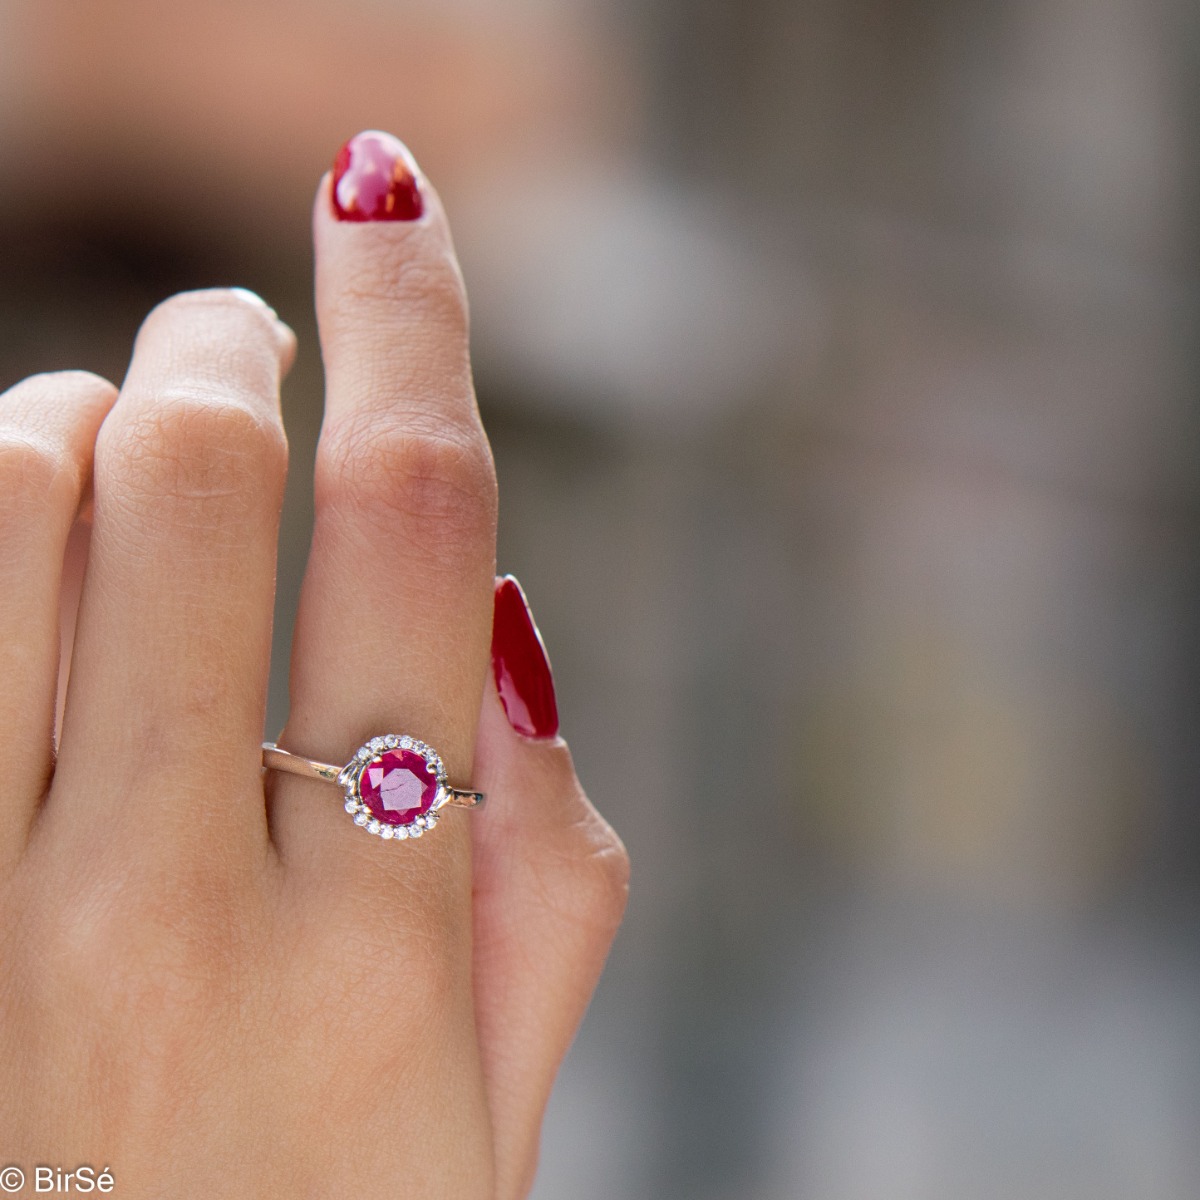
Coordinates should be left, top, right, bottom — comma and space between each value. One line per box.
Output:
358, 749, 438, 826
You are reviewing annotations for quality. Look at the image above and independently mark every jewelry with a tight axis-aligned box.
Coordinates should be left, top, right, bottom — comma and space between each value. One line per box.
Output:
262, 734, 484, 842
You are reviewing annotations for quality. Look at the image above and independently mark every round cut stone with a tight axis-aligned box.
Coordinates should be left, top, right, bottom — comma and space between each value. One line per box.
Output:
358, 749, 438, 826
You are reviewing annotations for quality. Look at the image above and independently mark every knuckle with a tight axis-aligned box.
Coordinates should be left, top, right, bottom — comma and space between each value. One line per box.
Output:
8, 368, 115, 401
584, 825, 632, 929
539, 807, 631, 936
317, 418, 496, 545
39, 859, 250, 1021
0, 433, 71, 517
0, 371, 115, 523
143, 287, 280, 338
313, 897, 468, 1022
100, 392, 287, 516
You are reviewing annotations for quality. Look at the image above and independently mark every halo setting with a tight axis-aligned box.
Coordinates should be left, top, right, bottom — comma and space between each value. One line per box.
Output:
261, 734, 482, 843
336, 735, 449, 841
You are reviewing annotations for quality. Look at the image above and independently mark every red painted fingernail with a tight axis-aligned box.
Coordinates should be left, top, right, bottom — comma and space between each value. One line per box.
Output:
331, 130, 424, 222
492, 576, 559, 739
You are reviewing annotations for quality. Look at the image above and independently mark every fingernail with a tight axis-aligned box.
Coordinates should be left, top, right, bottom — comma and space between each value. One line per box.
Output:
228, 288, 295, 354
331, 130, 424, 222
492, 575, 560, 739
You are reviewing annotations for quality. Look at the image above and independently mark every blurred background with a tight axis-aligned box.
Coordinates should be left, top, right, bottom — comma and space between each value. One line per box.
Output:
3, 0, 1200, 1195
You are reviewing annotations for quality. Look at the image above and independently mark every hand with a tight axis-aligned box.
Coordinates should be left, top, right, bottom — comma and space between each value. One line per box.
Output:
0, 131, 628, 1199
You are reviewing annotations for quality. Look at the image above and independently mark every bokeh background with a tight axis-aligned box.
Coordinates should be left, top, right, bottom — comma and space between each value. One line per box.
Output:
3, 0, 1200, 1196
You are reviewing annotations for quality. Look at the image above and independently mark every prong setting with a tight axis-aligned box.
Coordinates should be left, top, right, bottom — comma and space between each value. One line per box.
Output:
340, 735, 448, 842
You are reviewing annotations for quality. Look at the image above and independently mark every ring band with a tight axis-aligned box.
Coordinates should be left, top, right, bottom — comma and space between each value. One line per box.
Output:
262, 744, 484, 805
262, 734, 483, 842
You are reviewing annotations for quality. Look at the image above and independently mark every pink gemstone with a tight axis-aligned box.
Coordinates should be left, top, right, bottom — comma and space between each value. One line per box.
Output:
358, 749, 438, 826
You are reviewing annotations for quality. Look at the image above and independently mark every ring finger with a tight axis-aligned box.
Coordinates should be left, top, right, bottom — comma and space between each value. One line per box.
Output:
267, 138, 497, 1170
271, 134, 497, 900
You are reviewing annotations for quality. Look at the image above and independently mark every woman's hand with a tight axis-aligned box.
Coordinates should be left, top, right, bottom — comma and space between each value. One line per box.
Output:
0, 131, 628, 1199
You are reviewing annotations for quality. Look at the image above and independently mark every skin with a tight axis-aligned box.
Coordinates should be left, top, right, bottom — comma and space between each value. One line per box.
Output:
0, 160, 628, 1198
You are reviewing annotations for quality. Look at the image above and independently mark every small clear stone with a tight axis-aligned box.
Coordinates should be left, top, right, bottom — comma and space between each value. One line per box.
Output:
407, 824, 424, 839
353, 812, 369, 826
344, 798, 358, 813
384, 734, 398, 747
380, 826, 394, 839
393, 826, 409, 840
367, 819, 381, 835
357, 747, 370, 761
399, 736, 412, 750
369, 737, 385, 752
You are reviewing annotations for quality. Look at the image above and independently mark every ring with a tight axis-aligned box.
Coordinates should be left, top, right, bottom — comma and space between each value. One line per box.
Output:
262, 734, 484, 842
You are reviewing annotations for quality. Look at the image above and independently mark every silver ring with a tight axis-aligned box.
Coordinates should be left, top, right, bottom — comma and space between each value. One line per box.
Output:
262, 734, 483, 843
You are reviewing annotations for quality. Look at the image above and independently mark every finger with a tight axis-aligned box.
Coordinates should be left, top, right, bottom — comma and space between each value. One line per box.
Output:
50, 289, 294, 861
472, 578, 629, 1200
0, 372, 115, 863
272, 133, 497, 915
268, 131, 497, 1182
54, 514, 91, 755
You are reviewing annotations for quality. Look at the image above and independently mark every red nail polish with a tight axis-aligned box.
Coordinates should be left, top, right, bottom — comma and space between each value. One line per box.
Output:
492, 576, 559, 739
331, 130, 424, 222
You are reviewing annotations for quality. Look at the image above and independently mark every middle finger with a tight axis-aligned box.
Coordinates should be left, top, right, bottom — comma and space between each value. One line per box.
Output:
50, 289, 294, 867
